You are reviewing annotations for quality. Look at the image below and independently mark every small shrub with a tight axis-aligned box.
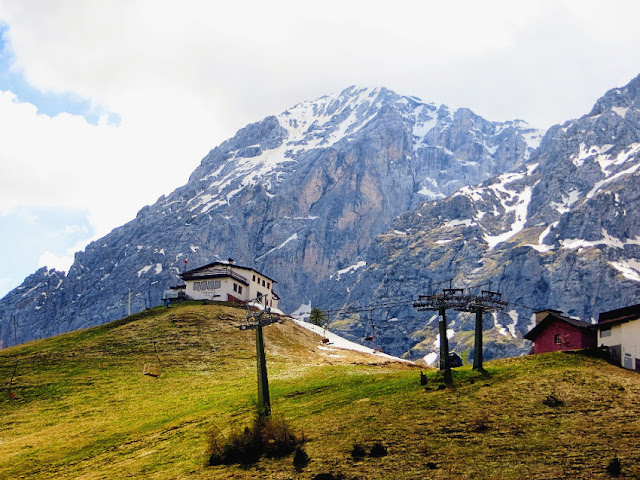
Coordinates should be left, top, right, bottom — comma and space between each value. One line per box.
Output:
542, 394, 564, 407
420, 371, 427, 386
369, 442, 388, 458
606, 455, 621, 477
470, 415, 490, 433
257, 416, 299, 458
293, 446, 310, 470
313, 473, 344, 480
351, 442, 367, 460
208, 426, 261, 465
208, 415, 302, 466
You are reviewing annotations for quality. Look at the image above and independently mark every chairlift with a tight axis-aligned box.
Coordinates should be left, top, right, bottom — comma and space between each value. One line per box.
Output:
363, 310, 376, 342
143, 341, 162, 377
321, 317, 332, 344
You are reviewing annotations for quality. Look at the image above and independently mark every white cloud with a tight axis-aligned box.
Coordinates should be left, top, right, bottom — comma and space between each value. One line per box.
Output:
0, 88, 210, 239
64, 224, 90, 235
3, 1, 640, 132
38, 250, 75, 274
37, 233, 96, 273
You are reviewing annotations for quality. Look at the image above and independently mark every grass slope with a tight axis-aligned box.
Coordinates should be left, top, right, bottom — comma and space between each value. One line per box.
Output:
1, 303, 639, 479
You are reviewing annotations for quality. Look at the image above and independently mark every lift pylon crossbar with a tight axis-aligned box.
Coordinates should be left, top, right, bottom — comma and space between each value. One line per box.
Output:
413, 290, 507, 313
413, 286, 508, 375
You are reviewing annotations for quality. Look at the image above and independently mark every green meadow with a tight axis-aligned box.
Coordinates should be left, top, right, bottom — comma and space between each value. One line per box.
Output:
1, 303, 639, 479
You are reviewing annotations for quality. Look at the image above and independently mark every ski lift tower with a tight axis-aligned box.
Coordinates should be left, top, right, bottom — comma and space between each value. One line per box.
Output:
238, 296, 280, 417
413, 287, 507, 381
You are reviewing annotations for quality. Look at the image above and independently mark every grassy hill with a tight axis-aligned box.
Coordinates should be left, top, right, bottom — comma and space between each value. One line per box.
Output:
1, 303, 639, 479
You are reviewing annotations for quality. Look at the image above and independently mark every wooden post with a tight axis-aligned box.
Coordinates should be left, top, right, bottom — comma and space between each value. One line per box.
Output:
255, 323, 271, 417
473, 307, 484, 371
439, 306, 452, 384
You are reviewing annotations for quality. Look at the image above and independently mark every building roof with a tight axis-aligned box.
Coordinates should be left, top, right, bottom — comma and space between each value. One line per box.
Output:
179, 261, 278, 286
597, 303, 640, 327
524, 311, 593, 341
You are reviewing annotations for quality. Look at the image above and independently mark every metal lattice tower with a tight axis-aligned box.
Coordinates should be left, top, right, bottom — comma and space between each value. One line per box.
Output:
238, 297, 280, 417
413, 288, 507, 377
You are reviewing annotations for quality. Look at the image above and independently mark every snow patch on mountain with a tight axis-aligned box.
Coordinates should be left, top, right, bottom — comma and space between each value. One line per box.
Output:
256, 233, 299, 261
550, 190, 581, 215
482, 175, 534, 249
331, 261, 367, 281
587, 161, 640, 199
560, 229, 640, 250
609, 260, 640, 282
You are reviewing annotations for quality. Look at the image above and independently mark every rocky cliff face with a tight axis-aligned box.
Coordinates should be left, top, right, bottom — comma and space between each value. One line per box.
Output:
0, 81, 591, 354
325, 74, 640, 362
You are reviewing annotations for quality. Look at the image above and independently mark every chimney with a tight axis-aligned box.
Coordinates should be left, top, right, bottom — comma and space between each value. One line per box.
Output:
534, 309, 562, 323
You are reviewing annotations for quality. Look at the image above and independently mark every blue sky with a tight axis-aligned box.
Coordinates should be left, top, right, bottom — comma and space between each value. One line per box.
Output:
0, 207, 93, 293
0, 24, 119, 125
0, 24, 97, 295
1, 1, 640, 299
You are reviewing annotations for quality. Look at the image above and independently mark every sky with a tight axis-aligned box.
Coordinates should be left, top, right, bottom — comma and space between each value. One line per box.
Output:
1, 0, 640, 298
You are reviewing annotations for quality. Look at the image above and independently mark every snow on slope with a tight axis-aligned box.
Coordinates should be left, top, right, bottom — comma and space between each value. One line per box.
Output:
292, 319, 413, 363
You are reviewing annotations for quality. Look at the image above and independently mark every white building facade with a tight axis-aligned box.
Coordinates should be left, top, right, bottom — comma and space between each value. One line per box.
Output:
180, 260, 280, 309
596, 304, 640, 371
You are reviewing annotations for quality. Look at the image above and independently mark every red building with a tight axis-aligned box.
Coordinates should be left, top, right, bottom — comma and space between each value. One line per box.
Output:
524, 309, 597, 354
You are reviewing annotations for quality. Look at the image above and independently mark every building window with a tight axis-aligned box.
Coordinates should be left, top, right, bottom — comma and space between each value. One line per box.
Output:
194, 282, 200, 291
262, 279, 266, 287
554, 334, 561, 344
253, 275, 256, 282
267, 282, 270, 289
238, 285, 243, 294
600, 327, 611, 338
233, 283, 237, 292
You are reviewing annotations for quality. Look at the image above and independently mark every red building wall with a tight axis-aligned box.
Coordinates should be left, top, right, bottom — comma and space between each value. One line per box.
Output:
532, 319, 596, 354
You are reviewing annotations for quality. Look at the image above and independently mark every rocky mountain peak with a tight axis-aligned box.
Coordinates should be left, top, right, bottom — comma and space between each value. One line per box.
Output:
326, 74, 640, 363
587, 72, 640, 117
1, 84, 544, 352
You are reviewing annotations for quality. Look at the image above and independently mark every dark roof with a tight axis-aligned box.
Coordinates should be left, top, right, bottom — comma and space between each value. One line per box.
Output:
597, 303, 640, 327
180, 261, 277, 284
524, 312, 593, 341
534, 308, 563, 315
182, 270, 250, 286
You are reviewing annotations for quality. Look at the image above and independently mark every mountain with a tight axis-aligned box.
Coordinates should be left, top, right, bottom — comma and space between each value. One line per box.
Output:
0, 86, 541, 348
327, 74, 640, 362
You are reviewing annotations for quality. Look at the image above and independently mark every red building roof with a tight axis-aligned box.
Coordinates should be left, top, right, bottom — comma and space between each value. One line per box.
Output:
524, 310, 596, 354
524, 312, 593, 341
